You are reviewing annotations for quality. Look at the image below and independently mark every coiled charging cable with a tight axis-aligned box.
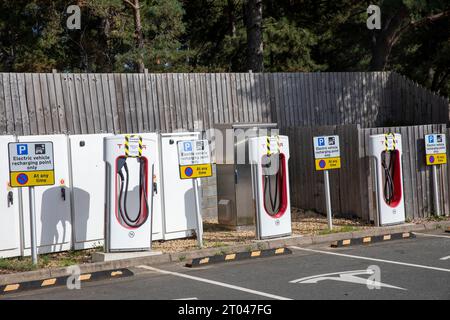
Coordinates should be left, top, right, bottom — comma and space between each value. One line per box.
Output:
117, 157, 149, 228
381, 150, 396, 204
263, 155, 282, 215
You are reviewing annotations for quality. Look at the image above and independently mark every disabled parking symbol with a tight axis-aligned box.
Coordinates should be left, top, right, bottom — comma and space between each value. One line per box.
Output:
16, 173, 28, 185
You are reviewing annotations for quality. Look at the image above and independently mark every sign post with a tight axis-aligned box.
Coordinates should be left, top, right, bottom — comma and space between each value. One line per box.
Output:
177, 140, 212, 248
313, 136, 341, 230
29, 186, 38, 265
8, 141, 55, 265
425, 134, 447, 217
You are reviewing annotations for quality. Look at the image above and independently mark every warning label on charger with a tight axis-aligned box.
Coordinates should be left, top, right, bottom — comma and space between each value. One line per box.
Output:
8, 142, 55, 187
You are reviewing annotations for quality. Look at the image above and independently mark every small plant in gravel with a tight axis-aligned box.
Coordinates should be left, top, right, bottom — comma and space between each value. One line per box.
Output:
427, 215, 445, 222
319, 225, 358, 235
0, 257, 38, 273
178, 255, 186, 262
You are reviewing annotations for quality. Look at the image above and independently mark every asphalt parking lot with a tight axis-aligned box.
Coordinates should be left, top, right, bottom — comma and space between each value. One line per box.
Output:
2, 229, 449, 300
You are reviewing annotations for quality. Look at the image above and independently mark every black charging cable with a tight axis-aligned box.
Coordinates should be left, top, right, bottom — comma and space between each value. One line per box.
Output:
117, 157, 149, 228
381, 151, 396, 204
263, 155, 282, 215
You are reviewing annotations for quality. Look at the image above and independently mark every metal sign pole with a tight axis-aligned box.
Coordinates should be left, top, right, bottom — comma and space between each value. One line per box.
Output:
324, 170, 333, 230
432, 165, 441, 216
29, 186, 38, 265
193, 178, 203, 248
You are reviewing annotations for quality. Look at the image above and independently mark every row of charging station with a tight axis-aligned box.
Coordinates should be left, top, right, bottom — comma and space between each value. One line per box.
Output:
0, 132, 201, 259
0, 129, 421, 258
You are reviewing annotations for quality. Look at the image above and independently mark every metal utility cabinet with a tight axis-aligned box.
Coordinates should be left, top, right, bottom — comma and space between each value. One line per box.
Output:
214, 123, 278, 230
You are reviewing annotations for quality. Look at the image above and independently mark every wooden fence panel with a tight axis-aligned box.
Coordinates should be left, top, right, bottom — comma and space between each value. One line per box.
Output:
0, 72, 447, 136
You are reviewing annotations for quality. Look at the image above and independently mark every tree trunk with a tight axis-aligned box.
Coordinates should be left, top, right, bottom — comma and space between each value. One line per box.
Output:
227, 0, 236, 37
369, 6, 409, 71
124, 0, 145, 73
245, 0, 263, 72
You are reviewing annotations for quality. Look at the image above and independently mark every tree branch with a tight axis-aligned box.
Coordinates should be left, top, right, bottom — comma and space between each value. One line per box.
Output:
123, 0, 138, 10
391, 10, 450, 46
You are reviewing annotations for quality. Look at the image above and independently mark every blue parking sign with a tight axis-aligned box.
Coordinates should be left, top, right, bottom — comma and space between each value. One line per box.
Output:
318, 137, 325, 146
183, 141, 193, 152
17, 144, 28, 155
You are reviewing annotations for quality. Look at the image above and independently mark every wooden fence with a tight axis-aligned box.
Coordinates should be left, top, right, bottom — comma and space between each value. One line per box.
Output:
0, 72, 448, 136
286, 124, 450, 221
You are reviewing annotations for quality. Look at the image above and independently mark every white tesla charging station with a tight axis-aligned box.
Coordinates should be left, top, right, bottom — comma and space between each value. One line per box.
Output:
249, 135, 292, 239
104, 134, 157, 252
368, 133, 405, 226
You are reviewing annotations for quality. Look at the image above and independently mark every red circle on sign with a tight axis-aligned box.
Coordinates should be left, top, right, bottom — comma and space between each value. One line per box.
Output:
17, 173, 28, 185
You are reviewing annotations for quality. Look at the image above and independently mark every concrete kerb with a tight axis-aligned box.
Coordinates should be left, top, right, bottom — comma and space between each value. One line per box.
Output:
1, 220, 450, 286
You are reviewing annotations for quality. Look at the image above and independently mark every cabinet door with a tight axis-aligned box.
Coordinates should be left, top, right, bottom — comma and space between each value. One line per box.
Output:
70, 134, 111, 250
0, 135, 21, 258
20, 135, 72, 255
161, 134, 199, 239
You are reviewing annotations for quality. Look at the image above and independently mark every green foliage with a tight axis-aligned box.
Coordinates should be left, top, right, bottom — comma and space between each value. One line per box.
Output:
263, 17, 323, 72
0, 0, 448, 96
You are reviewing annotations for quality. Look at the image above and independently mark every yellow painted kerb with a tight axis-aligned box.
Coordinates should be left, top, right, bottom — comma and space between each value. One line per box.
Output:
4, 284, 20, 292
199, 257, 209, 264
251, 251, 261, 257
79, 274, 92, 281
363, 237, 371, 243
41, 278, 57, 287
225, 254, 236, 260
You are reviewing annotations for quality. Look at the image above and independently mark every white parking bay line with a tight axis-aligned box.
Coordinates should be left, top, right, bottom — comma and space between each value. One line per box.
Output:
290, 246, 450, 273
137, 265, 293, 300
413, 232, 450, 239
440, 256, 450, 261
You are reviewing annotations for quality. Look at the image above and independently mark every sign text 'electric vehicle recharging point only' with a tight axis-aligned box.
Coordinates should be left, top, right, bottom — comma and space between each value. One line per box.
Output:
104, 134, 157, 252
368, 133, 406, 226
249, 135, 292, 239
